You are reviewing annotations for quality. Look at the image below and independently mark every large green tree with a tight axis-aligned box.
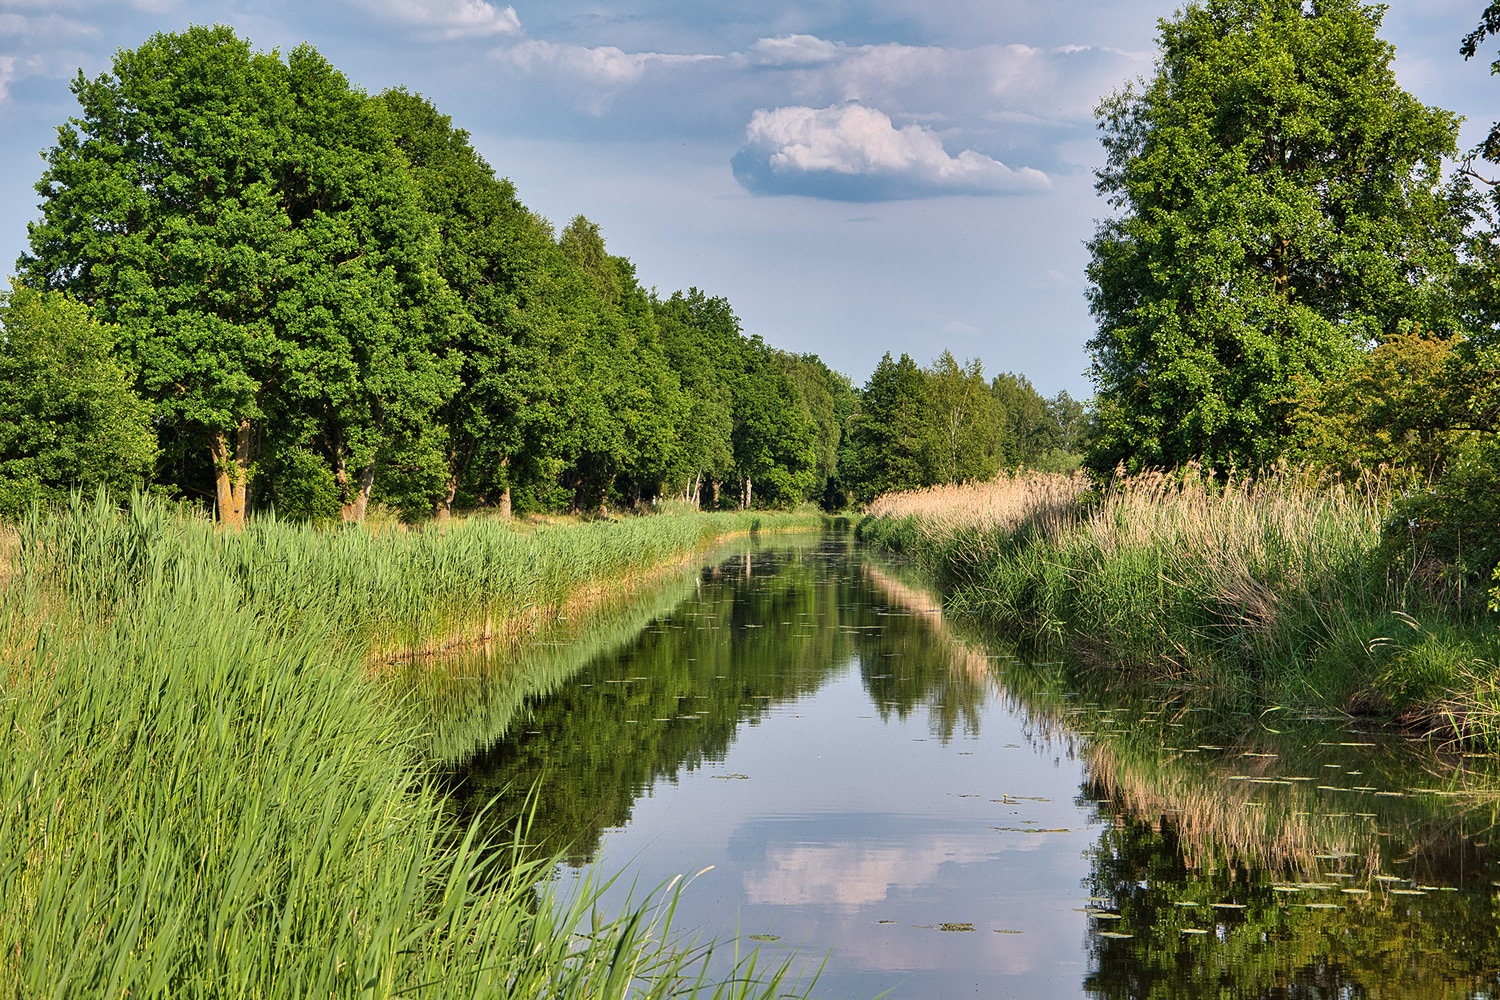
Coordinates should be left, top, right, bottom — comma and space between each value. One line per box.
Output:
1085, 0, 1465, 474
18, 26, 451, 525
376, 88, 566, 521
0, 283, 156, 517
926, 351, 1003, 485
847, 352, 932, 504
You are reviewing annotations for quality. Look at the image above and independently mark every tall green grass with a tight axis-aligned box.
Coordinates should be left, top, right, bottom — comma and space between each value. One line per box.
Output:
0, 492, 820, 998
858, 471, 1500, 742
18, 492, 821, 660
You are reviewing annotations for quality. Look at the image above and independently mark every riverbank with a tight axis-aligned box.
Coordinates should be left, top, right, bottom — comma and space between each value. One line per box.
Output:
855, 471, 1500, 746
0, 492, 821, 998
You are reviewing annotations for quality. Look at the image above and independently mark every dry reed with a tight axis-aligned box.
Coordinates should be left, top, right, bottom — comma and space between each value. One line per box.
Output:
857, 466, 1496, 724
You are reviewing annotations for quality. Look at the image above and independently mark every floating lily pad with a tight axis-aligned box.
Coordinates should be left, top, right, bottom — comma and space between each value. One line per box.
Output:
939, 923, 975, 932
1181, 928, 1210, 935
1098, 931, 1134, 939
748, 934, 780, 942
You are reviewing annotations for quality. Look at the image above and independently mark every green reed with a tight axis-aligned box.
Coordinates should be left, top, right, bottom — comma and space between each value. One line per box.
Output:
0, 491, 820, 998
858, 471, 1500, 741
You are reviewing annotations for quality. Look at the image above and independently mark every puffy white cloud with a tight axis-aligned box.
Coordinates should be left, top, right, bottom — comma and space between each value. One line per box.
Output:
732, 102, 1049, 200
350, 0, 520, 40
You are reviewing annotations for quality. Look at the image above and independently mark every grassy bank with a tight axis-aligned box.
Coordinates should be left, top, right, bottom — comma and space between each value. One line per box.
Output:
0, 492, 821, 998
856, 471, 1500, 745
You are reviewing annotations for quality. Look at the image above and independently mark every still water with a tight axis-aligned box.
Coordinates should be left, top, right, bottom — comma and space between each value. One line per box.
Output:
412, 533, 1500, 999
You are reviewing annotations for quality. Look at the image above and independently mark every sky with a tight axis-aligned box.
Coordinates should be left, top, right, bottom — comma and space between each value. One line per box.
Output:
0, 0, 1495, 396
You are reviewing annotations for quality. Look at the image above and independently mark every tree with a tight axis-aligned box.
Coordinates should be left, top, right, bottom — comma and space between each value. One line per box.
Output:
19, 27, 451, 526
926, 351, 1002, 484
989, 371, 1052, 467
0, 283, 156, 517
653, 289, 738, 506
1462, 4, 1500, 166
1289, 326, 1469, 479
782, 352, 859, 508
1085, 0, 1465, 474
847, 352, 932, 504
377, 88, 563, 521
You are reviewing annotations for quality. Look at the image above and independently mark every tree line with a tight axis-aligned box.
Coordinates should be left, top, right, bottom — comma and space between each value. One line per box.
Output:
0, 26, 1079, 525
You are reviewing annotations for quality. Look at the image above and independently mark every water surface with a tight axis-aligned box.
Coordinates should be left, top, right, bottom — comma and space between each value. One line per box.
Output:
421, 534, 1500, 999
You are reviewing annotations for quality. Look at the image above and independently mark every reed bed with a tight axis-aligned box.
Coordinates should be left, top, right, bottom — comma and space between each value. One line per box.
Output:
859, 469, 1500, 734
0, 492, 819, 999
15, 492, 821, 662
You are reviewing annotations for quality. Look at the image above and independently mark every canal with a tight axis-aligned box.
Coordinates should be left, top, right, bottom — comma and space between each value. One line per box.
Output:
406, 532, 1500, 999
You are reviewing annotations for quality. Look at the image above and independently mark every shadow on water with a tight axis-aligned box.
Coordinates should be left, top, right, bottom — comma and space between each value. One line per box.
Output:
402, 533, 1500, 999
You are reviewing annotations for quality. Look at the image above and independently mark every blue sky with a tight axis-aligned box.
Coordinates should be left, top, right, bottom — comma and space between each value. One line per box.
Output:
0, 0, 1494, 394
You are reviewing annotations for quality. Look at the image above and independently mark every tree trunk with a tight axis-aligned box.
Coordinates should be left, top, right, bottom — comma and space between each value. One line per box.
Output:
435, 473, 460, 523
342, 463, 375, 523
742, 476, 752, 510
209, 418, 254, 529
497, 455, 512, 518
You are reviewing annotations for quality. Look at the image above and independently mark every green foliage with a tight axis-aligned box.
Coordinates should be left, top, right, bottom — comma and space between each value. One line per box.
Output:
0, 282, 155, 518
927, 351, 1003, 484
261, 446, 343, 524
18, 26, 454, 522
845, 353, 1084, 504
1086, 0, 1465, 474
1291, 326, 1470, 479
1384, 438, 1500, 594
858, 472, 1500, 729
11, 23, 1084, 524
0, 493, 819, 997
848, 352, 933, 503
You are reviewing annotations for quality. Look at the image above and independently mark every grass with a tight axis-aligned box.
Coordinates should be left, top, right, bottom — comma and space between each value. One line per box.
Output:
857, 468, 1500, 744
0, 491, 823, 999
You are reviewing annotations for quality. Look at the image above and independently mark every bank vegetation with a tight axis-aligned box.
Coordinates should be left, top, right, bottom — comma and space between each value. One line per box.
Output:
0, 494, 820, 998
857, 470, 1500, 746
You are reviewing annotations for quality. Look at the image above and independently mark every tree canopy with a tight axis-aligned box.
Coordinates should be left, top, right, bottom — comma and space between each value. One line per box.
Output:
1085, 0, 1465, 473
7, 24, 1085, 522
0, 282, 155, 517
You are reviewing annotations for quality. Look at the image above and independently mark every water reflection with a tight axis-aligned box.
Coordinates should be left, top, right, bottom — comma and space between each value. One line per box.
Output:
413, 534, 1500, 1000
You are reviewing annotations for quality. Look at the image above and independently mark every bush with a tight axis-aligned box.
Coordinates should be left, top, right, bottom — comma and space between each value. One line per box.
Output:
1382, 438, 1500, 599
261, 447, 343, 524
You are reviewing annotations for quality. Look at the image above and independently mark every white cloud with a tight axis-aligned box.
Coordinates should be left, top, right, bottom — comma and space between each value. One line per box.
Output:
743, 834, 1004, 911
0, 50, 57, 103
746, 34, 842, 68
493, 40, 722, 113
350, 0, 520, 40
0, 10, 96, 42
733, 102, 1049, 200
